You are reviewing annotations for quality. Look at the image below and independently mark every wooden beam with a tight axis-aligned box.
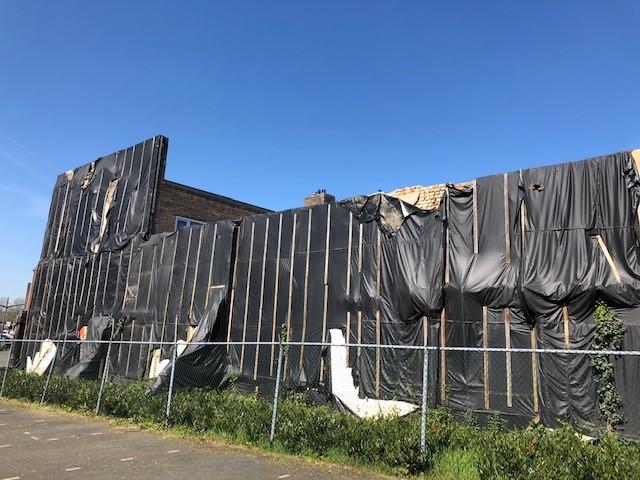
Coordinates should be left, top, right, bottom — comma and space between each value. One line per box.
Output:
188, 228, 204, 320
504, 307, 512, 408
240, 222, 256, 371
269, 214, 283, 376
440, 307, 447, 403
201, 223, 218, 312
375, 227, 382, 398
254, 217, 270, 380
176, 229, 194, 330
226, 223, 241, 347
357, 223, 363, 359
445, 188, 450, 284
299, 210, 313, 372
503, 173, 511, 263
284, 212, 298, 380
482, 305, 490, 410
530, 326, 539, 415
595, 234, 622, 283
562, 306, 570, 349
320, 204, 331, 381
472, 179, 479, 254
345, 212, 353, 365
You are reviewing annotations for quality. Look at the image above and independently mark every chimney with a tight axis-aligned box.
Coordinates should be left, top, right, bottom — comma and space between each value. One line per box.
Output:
304, 189, 335, 207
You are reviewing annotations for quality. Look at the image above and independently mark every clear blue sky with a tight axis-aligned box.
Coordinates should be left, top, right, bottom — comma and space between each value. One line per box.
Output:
1, 1, 639, 299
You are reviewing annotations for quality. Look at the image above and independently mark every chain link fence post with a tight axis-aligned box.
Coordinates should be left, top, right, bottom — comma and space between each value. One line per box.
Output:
40, 339, 59, 405
269, 339, 284, 445
0, 336, 15, 399
420, 344, 429, 454
95, 336, 114, 415
165, 340, 178, 425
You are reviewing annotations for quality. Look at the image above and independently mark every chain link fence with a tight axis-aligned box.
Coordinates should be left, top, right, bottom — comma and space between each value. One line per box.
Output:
2, 337, 639, 451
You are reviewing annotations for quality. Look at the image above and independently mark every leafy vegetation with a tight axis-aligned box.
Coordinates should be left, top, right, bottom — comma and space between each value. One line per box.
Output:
591, 300, 626, 431
3, 369, 640, 478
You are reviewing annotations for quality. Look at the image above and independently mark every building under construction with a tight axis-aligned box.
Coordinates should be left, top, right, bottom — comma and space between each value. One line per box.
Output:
13, 135, 640, 438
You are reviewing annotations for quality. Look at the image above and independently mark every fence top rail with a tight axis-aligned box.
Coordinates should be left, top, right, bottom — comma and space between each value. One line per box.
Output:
7, 337, 640, 356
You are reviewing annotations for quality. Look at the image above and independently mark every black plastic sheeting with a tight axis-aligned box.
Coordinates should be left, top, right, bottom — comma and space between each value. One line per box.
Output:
226, 195, 443, 400
17, 136, 640, 438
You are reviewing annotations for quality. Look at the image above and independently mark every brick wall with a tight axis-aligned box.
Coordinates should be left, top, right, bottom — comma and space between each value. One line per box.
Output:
152, 180, 271, 233
387, 182, 472, 211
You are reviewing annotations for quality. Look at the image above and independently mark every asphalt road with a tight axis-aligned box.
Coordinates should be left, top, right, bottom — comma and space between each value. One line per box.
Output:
0, 400, 384, 480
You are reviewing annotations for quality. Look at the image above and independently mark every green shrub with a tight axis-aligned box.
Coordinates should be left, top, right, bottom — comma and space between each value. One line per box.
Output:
591, 300, 626, 431
2, 369, 640, 478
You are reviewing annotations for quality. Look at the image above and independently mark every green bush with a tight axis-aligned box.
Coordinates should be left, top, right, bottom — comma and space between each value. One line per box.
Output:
2, 369, 640, 478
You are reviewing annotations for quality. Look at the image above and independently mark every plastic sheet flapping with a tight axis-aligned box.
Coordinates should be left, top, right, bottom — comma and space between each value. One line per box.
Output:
19, 135, 640, 439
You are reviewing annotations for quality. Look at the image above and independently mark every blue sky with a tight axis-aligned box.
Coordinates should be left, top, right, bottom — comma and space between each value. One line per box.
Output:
1, 1, 639, 299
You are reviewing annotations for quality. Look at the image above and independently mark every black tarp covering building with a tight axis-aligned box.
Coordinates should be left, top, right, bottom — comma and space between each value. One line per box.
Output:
18, 136, 640, 438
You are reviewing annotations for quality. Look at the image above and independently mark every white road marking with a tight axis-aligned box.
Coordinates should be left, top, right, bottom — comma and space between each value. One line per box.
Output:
90, 432, 103, 436
65, 467, 81, 472
35, 419, 46, 423
0, 444, 11, 448
23, 432, 31, 435
47, 438, 60, 441
30, 436, 39, 441
120, 457, 135, 462
2, 476, 20, 480
167, 449, 180, 454
0, 423, 6, 426
0, 409, 8, 412
278, 475, 290, 479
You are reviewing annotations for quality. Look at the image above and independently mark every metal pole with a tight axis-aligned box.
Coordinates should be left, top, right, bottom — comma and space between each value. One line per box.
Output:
269, 340, 284, 444
0, 336, 15, 398
420, 344, 429, 453
95, 335, 114, 415
165, 340, 178, 425
41, 340, 58, 404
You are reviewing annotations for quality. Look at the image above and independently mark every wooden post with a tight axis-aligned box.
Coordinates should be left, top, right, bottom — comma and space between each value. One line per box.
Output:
530, 326, 539, 415
519, 170, 526, 253
204, 223, 218, 310
254, 217, 270, 380
375, 227, 382, 398
345, 212, 353, 364
176, 229, 194, 334
504, 307, 512, 408
188, 228, 204, 320
562, 306, 570, 349
319, 204, 331, 381
472, 179, 479, 254
161, 237, 179, 349
445, 188, 450, 284
125, 320, 135, 377
240, 222, 256, 371
89, 254, 104, 317
357, 223, 363, 359
269, 214, 283, 376
299, 210, 313, 372
284, 212, 298, 380
482, 305, 490, 410
504, 173, 511, 263
595, 235, 621, 283
226, 224, 241, 346
47, 259, 64, 338
440, 307, 446, 403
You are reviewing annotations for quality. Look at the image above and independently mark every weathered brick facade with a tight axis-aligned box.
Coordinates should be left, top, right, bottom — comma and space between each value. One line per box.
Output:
152, 180, 271, 233
387, 182, 472, 211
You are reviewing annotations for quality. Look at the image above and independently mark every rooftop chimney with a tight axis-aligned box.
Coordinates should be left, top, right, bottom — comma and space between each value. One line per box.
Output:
304, 189, 335, 207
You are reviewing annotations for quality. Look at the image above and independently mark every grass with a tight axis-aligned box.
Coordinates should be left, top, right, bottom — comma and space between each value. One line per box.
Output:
2, 369, 640, 479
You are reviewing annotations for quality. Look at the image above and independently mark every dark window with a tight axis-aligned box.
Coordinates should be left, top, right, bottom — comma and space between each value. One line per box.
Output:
175, 216, 205, 230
